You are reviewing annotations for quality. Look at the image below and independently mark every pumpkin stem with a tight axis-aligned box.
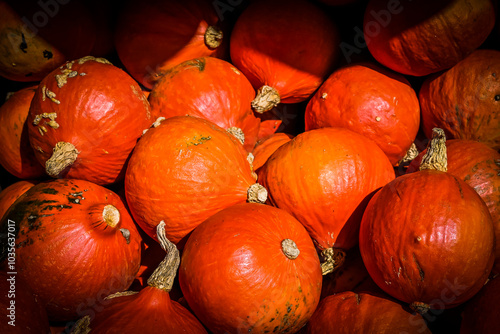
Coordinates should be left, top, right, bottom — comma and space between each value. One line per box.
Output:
102, 204, 120, 228
45, 141, 79, 177
247, 183, 268, 203
281, 239, 300, 259
204, 25, 223, 49
398, 142, 419, 165
147, 221, 180, 292
251, 85, 281, 113
247, 153, 258, 181
320, 247, 346, 275
419, 128, 447, 172
410, 301, 430, 315
226, 126, 245, 145
71, 315, 91, 334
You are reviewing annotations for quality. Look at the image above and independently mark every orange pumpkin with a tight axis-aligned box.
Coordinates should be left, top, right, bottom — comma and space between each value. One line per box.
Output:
0, 180, 37, 220
251, 132, 293, 171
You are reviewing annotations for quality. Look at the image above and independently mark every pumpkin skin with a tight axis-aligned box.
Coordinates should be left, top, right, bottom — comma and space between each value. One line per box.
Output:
179, 203, 322, 333
114, 0, 225, 89
230, 0, 340, 112
257, 127, 394, 266
148, 57, 260, 152
0, 180, 37, 220
359, 170, 495, 312
0, 85, 45, 179
252, 132, 293, 171
363, 0, 496, 77
304, 62, 420, 166
27, 56, 153, 185
0, 178, 142, 321
124, 115, 266, 247
419, 49, 500, 150
306, 291, 431, 334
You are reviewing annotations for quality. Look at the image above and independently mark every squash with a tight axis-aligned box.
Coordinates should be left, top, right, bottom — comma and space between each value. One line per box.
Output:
0, 180, 37, 220
251, 132, 293, 171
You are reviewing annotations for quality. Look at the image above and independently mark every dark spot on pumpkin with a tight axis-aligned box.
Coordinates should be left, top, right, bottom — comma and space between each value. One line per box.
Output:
464, 174, 471, 181
17, 237, 34, 248
43, 50, 53, 59
43, 204, 72, 211
25, 72, 33, 77
269, 318, 275, 322
273, 326, 279, 332
41, 188, 58, 195
28, 220, 42, 231
495, 95, 500, 101
413, 253, 425, 281
19, 33, 27, 53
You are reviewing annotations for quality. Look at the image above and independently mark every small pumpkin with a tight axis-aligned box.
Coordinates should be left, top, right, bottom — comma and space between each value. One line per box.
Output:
0, 180, 37, 220
0, 178, 142, 321
230, 0, 340, 113
178, 203, 322, 333
359, 129, 495, 314
251, 132, 293, 171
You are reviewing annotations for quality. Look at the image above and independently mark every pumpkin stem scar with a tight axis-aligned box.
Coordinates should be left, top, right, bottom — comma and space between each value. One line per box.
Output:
103, 204, 120, 228
282, 239, 300, 259
252, 85, 281, 113
410, 301, 430, 315
419, 128, 447, 172
226, 126, 245, 145
45, 141, 79, 177
320, 247, 346, 275
204, 25, 223, 49
247, 183, 268, 203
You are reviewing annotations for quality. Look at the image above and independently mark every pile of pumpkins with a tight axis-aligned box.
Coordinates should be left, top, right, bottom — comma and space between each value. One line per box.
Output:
0, 0, 499, 333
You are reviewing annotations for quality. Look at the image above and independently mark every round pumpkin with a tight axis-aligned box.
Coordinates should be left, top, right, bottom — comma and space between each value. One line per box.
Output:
124, 115, 267, 247
114, 0, 225, 89
27, 56, 153, 185
304, 62, 421, 166
306, 291, 431, 333
0, 178, 142, 321
257, 127, 394, 275
178, 203, 322, 333
359, 129, 495, 314
419, 49, 500, 151
0, 180, 37, 220
363, 0, 496, 76
230, 0, 340, 113
148, 57, 261, 152
0, 85, 45, 179
251, 132, 293, 171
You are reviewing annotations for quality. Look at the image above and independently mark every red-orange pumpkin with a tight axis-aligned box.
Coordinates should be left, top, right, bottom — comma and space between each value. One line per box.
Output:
419, 49, 500, 150
251, 132, 293, 171
363, 0, 496, 76
0, 85, 45, 179
125, 115, 267, 247
230, 0, 340, 113
257, 127, 395, 275
114, 0, 226, 89
0, 178, 142, 321
148, 57, 261, 152
179, 203, 322, 333
306, 291, 431, 333
27, 56, 153, 185
304, 62, 421, 166
0, 180, 37, 220
359, 129, 495, 314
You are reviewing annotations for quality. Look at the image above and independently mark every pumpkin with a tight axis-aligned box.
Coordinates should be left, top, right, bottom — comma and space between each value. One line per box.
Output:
251, 132, 293, 171
363, 0, 496, 76
419, 49, 500, 151
257, 127, 394, 275
0, 178, 142, 321
124, 115, 267, 247
114, 0, 226, 89
306, 291, 431, 333
178, 203, 322, 333
27, 56, 153, 185
460, 276, 500, 334
0, 271, 50, 333
0, 0, 96, 82
359, 129, 495, 314
304, 62, 421, 166
406, 139, 500, 275
0, 85, 45, 179
230, 0, 340, 113
0, 180, 37, 220
71, 222, 207, 334
148, 57, 261, 152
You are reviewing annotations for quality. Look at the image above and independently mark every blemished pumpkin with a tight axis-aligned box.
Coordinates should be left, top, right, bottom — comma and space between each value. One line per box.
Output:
114, 0, 226, 89
359, 129, 495, 314
230, 0, 340, 113
148, 57, 261, 152
304, 62, 420, 166
363, 0, 496, 76
27, 56, 153, 185
419, 49, 500, 151
0, 178, 142, 321
124, 115, 267, 247
257, 127, 394, 275
178, 203, 322, 333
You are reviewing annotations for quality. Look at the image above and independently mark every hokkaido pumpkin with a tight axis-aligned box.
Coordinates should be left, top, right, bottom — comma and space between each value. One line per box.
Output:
230, 0, 340, 113
114, 0, 226, 89
124, 115, 267, 247
359, 129, 495, 314
257, 127, 394, 275
251, 132, 293, 171
0, 180, 37, 220
148, 57, 261, 152
304, 62, 420, 166
70, 222, 207, 334
363, 0, 496, 76
419, 49, 500, 150
0, 85, 45, 179
0, 178, 142, 321
179, 203, 322, 333
27, 56, 153, 185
